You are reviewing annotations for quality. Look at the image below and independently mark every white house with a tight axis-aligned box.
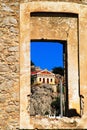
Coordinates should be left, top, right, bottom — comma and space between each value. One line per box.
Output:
31, 69, 55, 85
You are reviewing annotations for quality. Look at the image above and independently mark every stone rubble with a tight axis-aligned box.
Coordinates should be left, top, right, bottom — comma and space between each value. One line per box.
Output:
31, 114, 87, 129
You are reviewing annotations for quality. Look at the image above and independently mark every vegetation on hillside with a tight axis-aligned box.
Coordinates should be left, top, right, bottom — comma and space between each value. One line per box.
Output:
52, 67, 64, 76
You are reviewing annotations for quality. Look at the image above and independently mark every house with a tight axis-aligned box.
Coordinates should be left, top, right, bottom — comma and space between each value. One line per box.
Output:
31, 69, 55, 85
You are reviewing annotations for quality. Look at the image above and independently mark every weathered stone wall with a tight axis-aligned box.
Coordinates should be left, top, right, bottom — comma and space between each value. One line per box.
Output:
20, 0, 87, 3
0, 0, 87, 129
0, 2, 20, 130
1, 0, 87, 3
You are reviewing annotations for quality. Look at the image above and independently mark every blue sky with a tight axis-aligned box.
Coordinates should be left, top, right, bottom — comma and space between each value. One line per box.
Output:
30, 41, 63, 71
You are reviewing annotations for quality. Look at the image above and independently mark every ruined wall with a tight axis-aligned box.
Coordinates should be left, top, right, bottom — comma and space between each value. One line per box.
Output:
0, 0, 87, 129
1, 0, 87, 2
20, 1, 87, 129
0, 2, 20, 130
20, 0, 87, 3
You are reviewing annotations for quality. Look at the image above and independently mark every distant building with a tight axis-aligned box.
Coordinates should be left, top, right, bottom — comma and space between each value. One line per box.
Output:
31, 69, 55, 85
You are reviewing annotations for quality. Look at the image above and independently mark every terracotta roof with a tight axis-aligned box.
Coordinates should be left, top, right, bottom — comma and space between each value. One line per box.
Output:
31, 70, 41, 75
31, 69, 55, 76
39, 71, 52, 75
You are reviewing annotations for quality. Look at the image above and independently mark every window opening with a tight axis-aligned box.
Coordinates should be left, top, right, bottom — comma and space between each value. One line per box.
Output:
30, 40, 68, 117
51, 78, 52, 82
39, 78, 41, 82
47, 78, 49, 84
43, 78, 45, 83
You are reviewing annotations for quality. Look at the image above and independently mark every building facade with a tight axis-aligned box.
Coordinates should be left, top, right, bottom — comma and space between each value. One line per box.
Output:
31, 69, 55, 85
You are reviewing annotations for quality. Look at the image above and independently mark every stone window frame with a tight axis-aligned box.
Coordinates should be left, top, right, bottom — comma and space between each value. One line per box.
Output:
20, 1, 87, 129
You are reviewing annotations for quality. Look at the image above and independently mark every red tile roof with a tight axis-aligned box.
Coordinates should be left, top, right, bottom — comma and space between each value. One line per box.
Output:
31, 69, 55, 76
31, 70, 41, 75
39, 71, 52, 75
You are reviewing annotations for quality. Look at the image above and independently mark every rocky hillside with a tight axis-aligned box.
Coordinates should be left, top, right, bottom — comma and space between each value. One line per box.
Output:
30, 84, 58, 116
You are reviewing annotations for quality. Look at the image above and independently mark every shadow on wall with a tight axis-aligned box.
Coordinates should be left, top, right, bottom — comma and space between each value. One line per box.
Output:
67, 109, 81, 117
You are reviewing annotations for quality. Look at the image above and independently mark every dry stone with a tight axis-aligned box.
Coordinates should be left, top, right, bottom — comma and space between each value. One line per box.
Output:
0, 95, 7, 103
76, 113, 87, 129
31, 116, 78, 129
1, 3, 14, 12
8, 46, 18, 52
0, 63, 10, 72
3, 17, 17, 25
0, 1, 20, 129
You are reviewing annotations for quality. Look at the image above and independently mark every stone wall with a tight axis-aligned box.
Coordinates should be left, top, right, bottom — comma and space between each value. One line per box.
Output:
0, 2, 20, 130
1, 0, 87, 3
0, 0, 87, 129
20, 0, 87, 3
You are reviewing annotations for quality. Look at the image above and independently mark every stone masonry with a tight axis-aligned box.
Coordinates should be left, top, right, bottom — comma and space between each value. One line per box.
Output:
0, 2, 20, 130
0, 0, 87, 129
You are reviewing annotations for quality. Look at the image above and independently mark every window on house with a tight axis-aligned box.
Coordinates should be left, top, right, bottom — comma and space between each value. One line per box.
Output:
47, 78, 49, 83
51, 78, 52, 82
39, 78, 41, 82
43, 78, 45, 83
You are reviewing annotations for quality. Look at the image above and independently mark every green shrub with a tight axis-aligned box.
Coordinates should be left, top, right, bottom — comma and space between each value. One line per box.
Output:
51, 96, 60, 116
45, 111, 49, 115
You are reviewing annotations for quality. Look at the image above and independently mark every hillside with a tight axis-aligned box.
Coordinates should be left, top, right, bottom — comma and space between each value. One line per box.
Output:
30, 84, 59, 116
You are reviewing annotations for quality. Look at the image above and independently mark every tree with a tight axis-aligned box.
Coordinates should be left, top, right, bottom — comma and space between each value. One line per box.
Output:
31, 60, 35, 66
31, 76, 34, 85
31, 60, 35, 72
51, 96, 60, 116
52, 67, 64, 76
